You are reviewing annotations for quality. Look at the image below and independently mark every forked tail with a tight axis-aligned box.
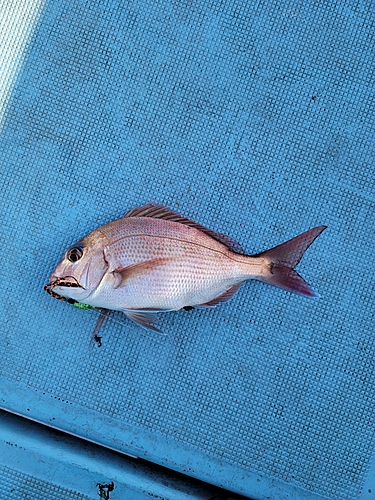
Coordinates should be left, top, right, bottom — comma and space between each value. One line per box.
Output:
255, 226, 327, 297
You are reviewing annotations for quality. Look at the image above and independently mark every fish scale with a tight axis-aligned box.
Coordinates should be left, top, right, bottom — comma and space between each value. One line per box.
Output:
45, 202, 326, 332
94, 230, 247, 311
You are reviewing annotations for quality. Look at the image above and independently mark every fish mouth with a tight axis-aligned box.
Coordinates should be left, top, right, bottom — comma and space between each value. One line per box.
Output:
44, 276, 85, 302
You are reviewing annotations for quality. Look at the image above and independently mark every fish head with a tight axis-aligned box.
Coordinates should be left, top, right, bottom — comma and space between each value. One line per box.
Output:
47, 230, 109, 302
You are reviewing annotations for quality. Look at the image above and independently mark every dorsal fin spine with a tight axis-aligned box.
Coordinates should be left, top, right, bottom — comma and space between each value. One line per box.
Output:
122, 202, 247, 255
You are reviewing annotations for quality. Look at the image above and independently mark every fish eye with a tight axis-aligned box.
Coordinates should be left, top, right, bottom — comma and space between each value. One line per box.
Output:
66, 245, 84, 263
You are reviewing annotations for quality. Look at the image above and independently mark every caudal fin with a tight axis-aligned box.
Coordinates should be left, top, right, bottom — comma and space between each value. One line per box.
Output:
255, 226, 327, 297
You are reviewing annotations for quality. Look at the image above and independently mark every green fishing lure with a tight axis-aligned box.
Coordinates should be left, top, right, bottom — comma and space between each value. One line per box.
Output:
71, 302, 93, 310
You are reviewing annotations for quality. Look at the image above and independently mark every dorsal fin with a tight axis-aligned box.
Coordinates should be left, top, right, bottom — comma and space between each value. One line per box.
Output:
123, 202, 247, 255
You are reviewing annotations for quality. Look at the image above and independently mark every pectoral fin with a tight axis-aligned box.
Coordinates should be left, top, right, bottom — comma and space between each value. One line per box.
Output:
113, 258, 169, 289
123, 309, 161, 332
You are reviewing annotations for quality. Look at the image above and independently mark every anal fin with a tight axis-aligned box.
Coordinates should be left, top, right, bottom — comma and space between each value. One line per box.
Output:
195, 282, 243, 308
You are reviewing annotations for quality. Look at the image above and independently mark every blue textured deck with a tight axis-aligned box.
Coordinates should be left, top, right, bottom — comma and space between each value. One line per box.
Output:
0, 1, 374, 499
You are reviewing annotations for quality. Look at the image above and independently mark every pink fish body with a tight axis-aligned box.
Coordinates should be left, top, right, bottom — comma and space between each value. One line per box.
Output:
46, 202, 326, 331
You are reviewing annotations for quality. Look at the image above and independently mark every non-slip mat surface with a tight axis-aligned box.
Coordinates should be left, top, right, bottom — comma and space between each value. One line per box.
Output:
0, 1, 374, 499
0, 467, 89, 500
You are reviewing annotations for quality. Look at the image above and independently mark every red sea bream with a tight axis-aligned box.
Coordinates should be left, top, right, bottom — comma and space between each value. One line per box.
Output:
45, 202, 326, 331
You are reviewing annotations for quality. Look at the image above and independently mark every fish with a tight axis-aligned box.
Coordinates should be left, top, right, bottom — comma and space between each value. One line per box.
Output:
45, 202, 326, 332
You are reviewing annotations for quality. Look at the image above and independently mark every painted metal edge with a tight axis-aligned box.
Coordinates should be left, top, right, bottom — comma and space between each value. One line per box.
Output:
0, 379, 331, 500
0, 408, 239, 500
